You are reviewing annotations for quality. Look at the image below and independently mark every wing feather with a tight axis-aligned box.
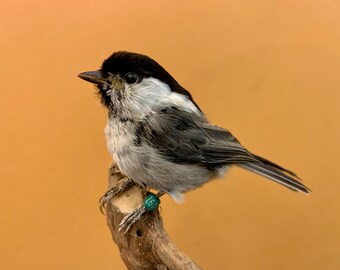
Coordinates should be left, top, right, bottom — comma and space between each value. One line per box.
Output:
139, 106, 309, 194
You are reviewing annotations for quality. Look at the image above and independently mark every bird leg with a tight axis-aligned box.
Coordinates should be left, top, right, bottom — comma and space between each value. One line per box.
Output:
100, 164, 165, 233
118, 191, 165, 234
99, 166, 135, 214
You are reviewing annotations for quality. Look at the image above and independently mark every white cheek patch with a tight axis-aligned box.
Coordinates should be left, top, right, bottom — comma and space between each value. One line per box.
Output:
131, 77, 200, 115
168, 92, 200, 114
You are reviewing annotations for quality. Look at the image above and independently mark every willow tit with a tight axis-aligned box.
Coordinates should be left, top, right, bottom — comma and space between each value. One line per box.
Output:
79, 51, 309, 203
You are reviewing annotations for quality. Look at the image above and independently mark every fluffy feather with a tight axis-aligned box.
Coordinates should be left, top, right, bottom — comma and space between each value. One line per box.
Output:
79, 51, 310, 201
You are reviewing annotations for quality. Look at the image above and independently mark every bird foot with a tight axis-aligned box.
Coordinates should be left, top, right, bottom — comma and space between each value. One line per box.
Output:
118, 191, 165, 234
118, 204, 147, 234
99, 178, 135, 214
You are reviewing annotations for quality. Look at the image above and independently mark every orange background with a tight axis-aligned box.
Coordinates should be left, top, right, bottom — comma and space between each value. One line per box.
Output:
1, 1, 340, 269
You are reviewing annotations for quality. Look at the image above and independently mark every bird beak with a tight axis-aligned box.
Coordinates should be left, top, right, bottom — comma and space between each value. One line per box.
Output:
78, 70, 107, 85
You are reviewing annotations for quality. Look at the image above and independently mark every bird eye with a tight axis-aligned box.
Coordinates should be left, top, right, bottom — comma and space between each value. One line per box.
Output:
124, 72, 138, 84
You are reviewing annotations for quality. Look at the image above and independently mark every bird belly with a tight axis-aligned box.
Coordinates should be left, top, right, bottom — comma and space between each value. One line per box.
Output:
104, 119, 228, 202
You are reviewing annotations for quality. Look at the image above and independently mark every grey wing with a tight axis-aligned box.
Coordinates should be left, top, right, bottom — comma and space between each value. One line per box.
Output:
140, 106, 310, 194
143, 107, 258, 165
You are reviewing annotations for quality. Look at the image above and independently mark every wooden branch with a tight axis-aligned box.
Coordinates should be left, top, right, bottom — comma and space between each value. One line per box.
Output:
103, 164, 203, 270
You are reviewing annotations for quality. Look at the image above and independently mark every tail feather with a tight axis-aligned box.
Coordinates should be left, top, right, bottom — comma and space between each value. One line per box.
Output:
239, 161, 310, 194
252, 154, 301, 180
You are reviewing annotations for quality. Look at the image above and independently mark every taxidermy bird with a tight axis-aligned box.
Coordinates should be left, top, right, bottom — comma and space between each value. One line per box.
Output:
79, 51, 309, 229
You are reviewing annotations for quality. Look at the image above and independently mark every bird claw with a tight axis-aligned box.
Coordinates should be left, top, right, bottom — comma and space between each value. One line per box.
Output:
118, 191, 165, 234
99, 178, 135, 214
100, 169, 166, 234
118, 204, 147, 234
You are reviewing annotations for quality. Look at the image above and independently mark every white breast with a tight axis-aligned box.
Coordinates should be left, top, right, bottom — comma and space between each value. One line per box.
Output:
104, 118, 134, 161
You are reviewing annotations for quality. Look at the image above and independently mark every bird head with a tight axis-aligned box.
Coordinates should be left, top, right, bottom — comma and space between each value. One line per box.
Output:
78, 51, 202, 115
